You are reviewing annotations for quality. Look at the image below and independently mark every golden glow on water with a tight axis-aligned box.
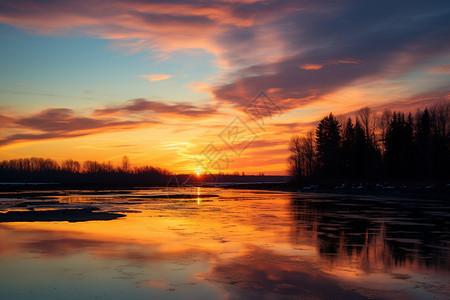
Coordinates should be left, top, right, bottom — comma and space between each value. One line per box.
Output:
0, 188, 449, 299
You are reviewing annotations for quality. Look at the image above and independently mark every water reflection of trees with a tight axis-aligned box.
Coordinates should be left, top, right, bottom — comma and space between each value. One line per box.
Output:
290, 195, 450, 271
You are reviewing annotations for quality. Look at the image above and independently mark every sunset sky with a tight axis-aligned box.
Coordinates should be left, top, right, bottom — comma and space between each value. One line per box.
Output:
0, 0, 449, 175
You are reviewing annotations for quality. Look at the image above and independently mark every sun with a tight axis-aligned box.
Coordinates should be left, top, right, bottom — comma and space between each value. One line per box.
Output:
195, 171, 201, 175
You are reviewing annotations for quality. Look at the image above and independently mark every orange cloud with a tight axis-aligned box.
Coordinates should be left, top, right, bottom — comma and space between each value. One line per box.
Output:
139, 74, 171, 82
300, 64, 323, 70
299, 59, 358, 70
0, 108, 160, 147
0, 114, 15, 128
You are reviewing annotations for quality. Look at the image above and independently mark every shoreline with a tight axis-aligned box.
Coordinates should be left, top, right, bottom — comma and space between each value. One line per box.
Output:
217, 181, 450, 200
0, 181, 448, 201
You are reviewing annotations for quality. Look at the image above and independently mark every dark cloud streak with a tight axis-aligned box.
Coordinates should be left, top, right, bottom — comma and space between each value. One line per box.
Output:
93, 98, 218, 118
0, 108, 160, 147
214, 0, 450, 110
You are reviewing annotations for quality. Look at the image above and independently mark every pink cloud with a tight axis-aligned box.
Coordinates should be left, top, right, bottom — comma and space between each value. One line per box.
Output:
93, 98, 219, 118
372, 90, 450, 112
139, 74, 171, 82
299, 59, 358, 71
300, 64, 323, 70
0, 0, 298, 69
428, 64, 450, 74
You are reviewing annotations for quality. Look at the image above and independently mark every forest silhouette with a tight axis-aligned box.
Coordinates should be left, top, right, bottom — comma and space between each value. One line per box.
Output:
0, 156, 171, 185
0, 156, 287, 185
289, 101, 450, 182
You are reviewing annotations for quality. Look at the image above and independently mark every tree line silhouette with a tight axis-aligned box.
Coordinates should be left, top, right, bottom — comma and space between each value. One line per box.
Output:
289, 101, 450, 182
0, 156, 171, 184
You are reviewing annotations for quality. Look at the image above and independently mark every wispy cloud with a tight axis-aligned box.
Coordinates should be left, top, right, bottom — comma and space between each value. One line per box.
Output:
75, 144, 136, 150
299, 59, 358, 71
0, 114, 15, 128
93, 98, 218, 118
0, 108, 159, 147
139, 74, 171, 82
372, 90, 450, 112
0, 97, 220, 147
428, 64, 450, 75
212, 1, 450, 110
0, 89, 102, 101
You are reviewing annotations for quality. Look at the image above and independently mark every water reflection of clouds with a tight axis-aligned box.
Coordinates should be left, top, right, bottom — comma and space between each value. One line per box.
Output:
200, 245, 368, 300
0, 189, 449, 299
0, 225, 215, 263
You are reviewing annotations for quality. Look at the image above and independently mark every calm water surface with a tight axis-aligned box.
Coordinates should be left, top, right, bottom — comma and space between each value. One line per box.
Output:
0, 188, 449, 299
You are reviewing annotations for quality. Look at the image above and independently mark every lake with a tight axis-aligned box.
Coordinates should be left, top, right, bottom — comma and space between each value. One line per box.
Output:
0, 187, 449, 299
